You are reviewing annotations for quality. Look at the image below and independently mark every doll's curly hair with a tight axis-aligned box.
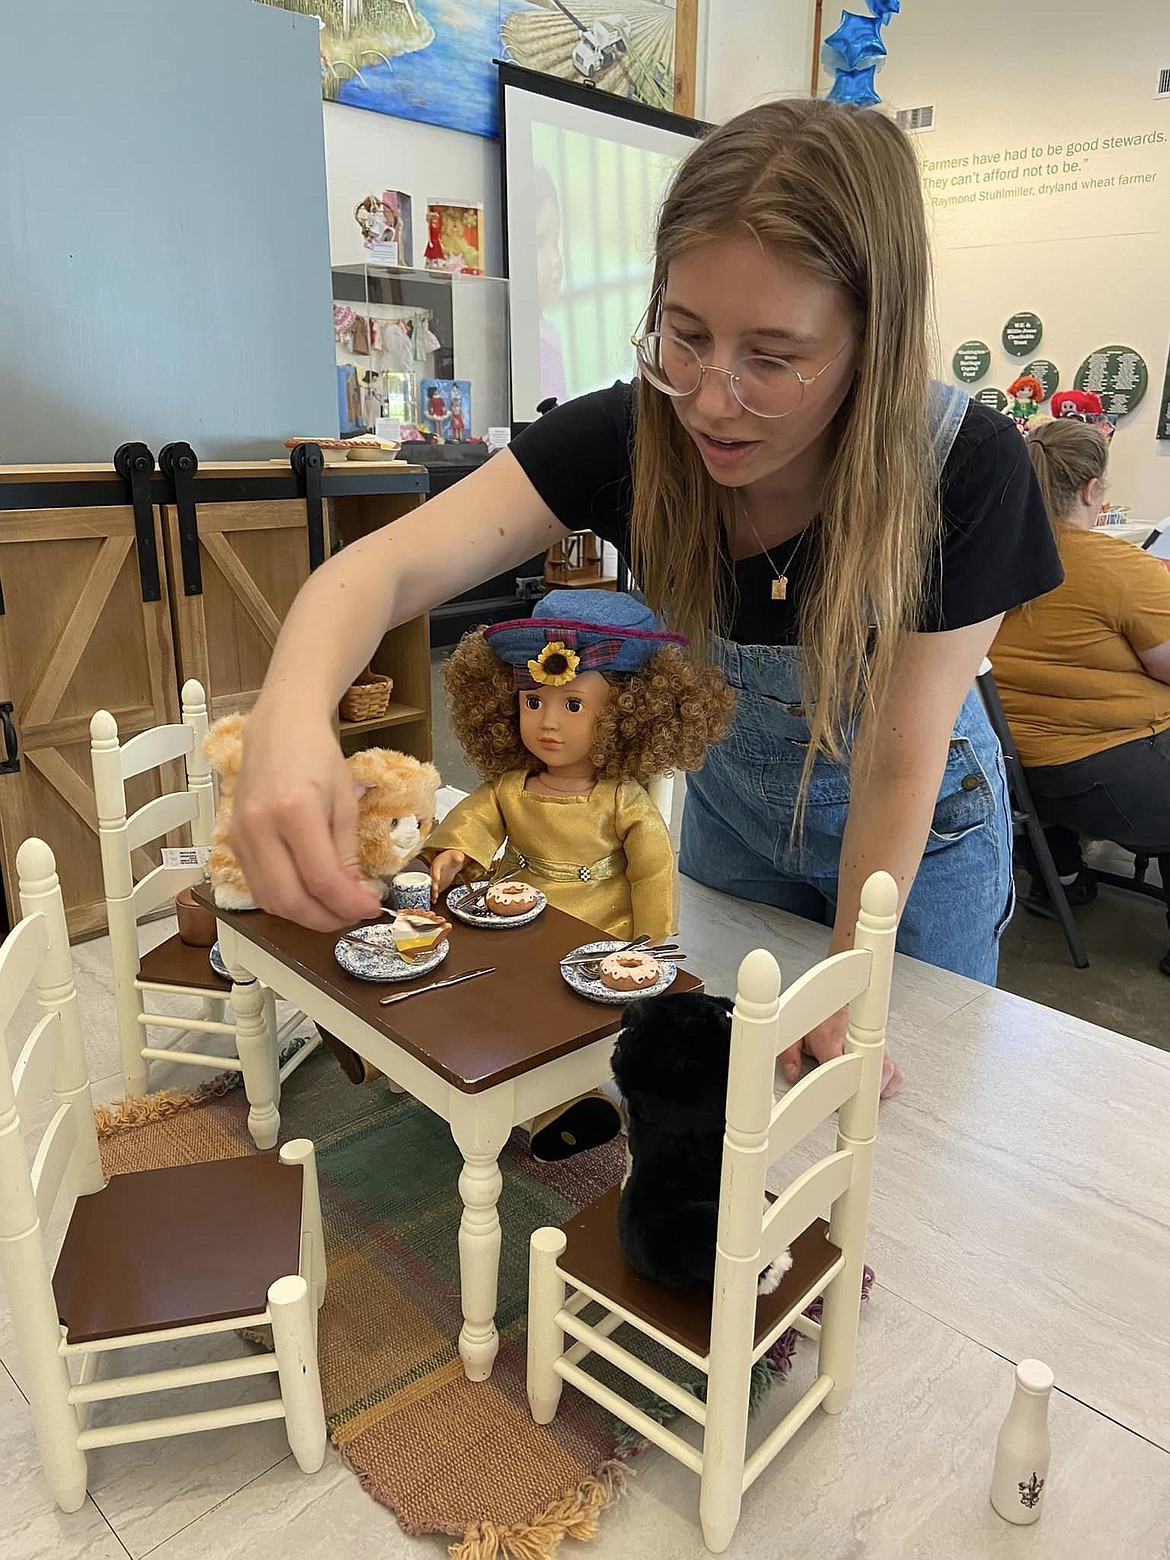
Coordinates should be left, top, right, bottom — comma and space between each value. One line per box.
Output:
442, 629, 736, 784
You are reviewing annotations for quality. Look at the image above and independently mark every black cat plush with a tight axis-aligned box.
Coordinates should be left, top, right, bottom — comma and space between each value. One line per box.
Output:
612, 990, 792, 1294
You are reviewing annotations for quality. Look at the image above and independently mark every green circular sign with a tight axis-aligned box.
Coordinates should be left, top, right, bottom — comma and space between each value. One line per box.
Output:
975, 386, 1009, 412
953, 340, 992, 384
1074, 345, 1149, 418
1002, 312, 1044, 357
1023, 359, 1060, 401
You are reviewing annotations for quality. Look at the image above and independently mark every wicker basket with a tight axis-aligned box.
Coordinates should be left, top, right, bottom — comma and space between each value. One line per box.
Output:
339, 668, 394, 723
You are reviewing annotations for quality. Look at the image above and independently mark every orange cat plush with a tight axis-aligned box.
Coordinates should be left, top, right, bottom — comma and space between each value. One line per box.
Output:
204, 716, 440, 910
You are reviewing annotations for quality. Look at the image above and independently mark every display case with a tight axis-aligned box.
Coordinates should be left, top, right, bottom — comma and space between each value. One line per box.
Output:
332, 264, 510, 444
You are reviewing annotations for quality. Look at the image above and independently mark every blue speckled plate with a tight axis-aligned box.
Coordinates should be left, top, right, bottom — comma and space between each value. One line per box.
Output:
558, 939, 677, 1006
446, 881, 547, 929
209, 941, 230, 981
333, 925, 449, 983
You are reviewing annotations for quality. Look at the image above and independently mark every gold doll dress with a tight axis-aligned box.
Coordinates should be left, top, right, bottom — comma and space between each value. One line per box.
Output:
426, 769, 674, 940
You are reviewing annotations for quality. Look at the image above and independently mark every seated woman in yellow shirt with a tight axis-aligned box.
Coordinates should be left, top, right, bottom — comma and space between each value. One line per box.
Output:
991, 420, 1170, 971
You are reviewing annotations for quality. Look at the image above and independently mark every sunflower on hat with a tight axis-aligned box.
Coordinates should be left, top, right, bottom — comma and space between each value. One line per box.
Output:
528, 640, 580, 687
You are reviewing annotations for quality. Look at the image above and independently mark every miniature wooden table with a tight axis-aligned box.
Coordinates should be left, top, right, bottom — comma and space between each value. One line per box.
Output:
193, 887, 700, 1381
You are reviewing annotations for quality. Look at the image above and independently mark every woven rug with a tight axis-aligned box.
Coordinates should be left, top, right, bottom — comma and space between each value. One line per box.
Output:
95, 1051, 817, 1557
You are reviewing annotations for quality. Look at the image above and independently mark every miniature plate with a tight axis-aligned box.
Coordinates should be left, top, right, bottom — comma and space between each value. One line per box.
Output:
446, 881, 547, 929
209, 941, 230, 981
333, 924, 449, 983
558, 939, 677, 1006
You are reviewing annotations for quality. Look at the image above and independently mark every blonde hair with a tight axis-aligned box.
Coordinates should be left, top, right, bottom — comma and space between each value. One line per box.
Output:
1024, 420, 1108, 534
630, 98, 936, 778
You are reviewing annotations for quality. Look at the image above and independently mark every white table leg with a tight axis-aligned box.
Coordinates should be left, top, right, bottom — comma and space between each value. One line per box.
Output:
448, 1086, 514, 1382
220, 931, 281, 1150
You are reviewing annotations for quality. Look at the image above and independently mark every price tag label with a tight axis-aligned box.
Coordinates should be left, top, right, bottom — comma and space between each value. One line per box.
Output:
487, 426, 512, 452
161, 846, 212, 870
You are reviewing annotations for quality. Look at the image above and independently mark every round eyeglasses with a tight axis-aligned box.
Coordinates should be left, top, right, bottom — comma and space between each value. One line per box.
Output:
631, 330, 851, 419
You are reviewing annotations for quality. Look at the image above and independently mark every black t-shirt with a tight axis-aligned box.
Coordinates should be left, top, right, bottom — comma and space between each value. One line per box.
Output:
511, 381, 1062, 645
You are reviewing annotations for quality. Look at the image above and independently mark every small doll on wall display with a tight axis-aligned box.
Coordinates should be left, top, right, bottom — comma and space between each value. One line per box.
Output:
423, 201, 483, 274
420, 378, 471, 441
1007, 375, 1044, 431
448, 382, 467, 441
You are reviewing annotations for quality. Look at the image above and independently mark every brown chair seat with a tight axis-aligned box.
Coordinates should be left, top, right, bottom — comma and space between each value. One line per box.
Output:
54, 1156, 303, 1344
558, 1186, 841, 1359
137, 933, 231, 994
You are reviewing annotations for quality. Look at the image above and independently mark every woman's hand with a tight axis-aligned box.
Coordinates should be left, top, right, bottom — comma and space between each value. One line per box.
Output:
429, 849, 469, 897
230, 707, 383, 932
778, 1011, 903, 1098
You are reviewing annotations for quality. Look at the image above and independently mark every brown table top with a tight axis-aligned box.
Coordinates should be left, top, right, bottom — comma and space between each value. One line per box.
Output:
194, 886, 700, 1095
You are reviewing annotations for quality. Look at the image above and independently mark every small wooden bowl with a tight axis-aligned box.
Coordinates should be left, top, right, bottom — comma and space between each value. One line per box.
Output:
175, 887, 217, 947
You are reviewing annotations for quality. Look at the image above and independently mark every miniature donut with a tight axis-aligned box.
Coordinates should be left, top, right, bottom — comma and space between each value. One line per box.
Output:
484, 880, 541, 917
598, 951, 662, 992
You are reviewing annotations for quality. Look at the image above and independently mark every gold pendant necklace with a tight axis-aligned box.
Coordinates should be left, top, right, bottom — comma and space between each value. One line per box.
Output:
742, 510, 809, 603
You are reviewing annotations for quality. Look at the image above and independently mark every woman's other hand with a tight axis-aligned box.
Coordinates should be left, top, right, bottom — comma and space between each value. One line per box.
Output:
779, 1010, 903, 1098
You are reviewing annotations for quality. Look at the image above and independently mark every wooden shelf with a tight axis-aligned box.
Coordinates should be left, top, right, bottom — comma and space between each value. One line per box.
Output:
339, 702, 427, 736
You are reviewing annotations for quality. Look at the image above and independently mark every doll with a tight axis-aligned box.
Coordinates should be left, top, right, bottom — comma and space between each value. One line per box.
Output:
204, 715, 439, 910
426, 589, 735, 941
421, 590, 733, 1160
1007, 375, 1044, 431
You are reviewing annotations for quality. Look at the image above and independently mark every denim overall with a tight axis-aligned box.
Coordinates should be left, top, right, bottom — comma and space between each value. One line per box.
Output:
679, 385, 1014, 984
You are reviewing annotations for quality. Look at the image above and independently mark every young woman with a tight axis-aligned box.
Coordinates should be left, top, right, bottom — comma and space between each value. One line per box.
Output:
991, 420, 1170, 969
231, 100, 1060, 1095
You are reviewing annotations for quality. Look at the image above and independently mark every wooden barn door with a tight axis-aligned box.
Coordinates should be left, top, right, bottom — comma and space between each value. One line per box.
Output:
0, 501, 179, 937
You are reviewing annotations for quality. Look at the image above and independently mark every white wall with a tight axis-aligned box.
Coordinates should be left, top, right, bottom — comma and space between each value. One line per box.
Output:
323, 101, 502, 274
702, 0, 815, 120
879, 0, 1170, 518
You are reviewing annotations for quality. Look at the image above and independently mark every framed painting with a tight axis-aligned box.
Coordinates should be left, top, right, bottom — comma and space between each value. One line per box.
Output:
258, 0, 697, 137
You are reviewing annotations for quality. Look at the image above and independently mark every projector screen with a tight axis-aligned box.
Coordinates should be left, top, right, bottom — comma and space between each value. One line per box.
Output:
500, 64, 705, 423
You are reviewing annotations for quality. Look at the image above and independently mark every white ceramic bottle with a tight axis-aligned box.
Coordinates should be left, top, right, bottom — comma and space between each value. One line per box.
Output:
990, 1358, 1054, 1524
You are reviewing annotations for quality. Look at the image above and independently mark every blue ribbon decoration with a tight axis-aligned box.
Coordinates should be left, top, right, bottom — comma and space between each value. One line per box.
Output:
824, 11, 888, 71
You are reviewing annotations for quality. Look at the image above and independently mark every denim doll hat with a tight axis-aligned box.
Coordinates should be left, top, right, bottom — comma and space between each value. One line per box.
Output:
483, 589, 687, 690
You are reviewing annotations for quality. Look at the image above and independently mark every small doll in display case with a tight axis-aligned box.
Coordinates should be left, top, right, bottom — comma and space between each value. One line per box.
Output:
424, 590, 734, 1157
1007, 375, 1044, 431
448, 382, 467, 441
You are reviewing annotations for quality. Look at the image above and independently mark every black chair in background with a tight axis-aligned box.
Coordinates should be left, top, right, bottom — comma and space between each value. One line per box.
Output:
976, 661, 1089, 970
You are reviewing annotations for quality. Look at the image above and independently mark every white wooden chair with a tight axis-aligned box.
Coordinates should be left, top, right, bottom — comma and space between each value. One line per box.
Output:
527, 870, 898, 1553
90, 680, 310, 1097
0, 838, 327, 1512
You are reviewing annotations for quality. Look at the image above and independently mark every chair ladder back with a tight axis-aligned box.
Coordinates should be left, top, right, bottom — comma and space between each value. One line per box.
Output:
13, 1011, 64, 1127
181, 680, 215, 847
0, 914, 50, 1037
759, 1149, 853, 1270
118, 723, 194, 782
645, 771, 675, 829
31, 1105, 79, 1227
126, 791, 199, 854
768, 1052, 863, 1165
772, 949, 872, 1062
128, 862, 206, 922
